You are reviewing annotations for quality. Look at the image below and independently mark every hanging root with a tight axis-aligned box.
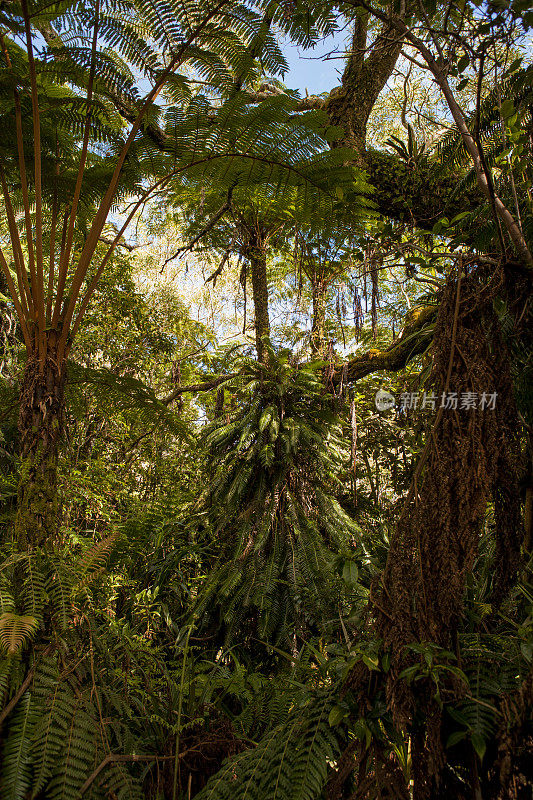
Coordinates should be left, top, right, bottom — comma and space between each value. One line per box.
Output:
364, 263, 524, 793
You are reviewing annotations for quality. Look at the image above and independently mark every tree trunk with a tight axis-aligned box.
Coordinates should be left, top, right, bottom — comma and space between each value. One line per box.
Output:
326, 11, 404, 165
14, 338, 66, 550
247, 235, 270, 363
311, 278, 327, 357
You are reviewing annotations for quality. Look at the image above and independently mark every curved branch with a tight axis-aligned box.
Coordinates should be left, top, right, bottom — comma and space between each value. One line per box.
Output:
163, 372, 239, 403
163, 306, 436, 400
243, 84, 327, 111
80, 753, 179, 796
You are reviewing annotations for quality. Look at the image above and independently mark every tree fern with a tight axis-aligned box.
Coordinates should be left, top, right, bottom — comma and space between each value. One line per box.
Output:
196, 693, 340, 800
193, 347, 362, 644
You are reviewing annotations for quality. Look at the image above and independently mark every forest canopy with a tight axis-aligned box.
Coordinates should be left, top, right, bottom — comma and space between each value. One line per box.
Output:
0, 0, 532, 798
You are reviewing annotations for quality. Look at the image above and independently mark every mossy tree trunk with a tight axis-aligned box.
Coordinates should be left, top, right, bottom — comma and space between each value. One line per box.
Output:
14, 334, 66, 550
245, 232, 270, 363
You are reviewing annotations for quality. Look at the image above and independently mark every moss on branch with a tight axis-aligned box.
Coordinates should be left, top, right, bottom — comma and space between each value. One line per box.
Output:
331, 304, 436, 386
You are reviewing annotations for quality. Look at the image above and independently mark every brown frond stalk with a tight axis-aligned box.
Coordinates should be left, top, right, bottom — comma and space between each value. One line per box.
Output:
59, 0, 232, 352
51, 0, 100, 327
21, 0, 45, 361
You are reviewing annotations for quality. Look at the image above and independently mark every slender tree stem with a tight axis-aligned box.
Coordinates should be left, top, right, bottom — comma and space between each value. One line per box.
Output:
47, 150, 60, 321
0, 166, 34, 321
0, 35, 38, 316
0, 247, 31, 347
21, 0, 46, 362
69, 172, 175, 341
51, 0, 100, 327
59, 0, 232, 351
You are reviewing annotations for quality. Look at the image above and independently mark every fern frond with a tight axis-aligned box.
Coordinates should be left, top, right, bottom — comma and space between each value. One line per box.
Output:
0, 612, 38, 655
74, 530, 119, 582
0, 691, 36, 800
197, 694, 340, 800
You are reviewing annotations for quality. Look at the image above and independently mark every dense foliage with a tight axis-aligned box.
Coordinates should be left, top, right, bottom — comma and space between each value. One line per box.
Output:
0, 0, 532, 799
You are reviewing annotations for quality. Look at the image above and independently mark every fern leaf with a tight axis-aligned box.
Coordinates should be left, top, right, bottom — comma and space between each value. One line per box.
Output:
0, 691, 36, 800
0, 613, 38, 655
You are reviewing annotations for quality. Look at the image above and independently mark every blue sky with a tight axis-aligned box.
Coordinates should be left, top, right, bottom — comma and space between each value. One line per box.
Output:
280, 30, 349, 94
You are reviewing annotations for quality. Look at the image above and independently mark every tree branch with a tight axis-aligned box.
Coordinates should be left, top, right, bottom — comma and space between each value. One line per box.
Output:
98, 236, 138, 252
80, 753, 178, 795
346, 0, 533, 270
163, 193, 233, 267
163, 372, 239, 404
331, 304, 436, 386
0, 666, 35, 727
163, 306, 436, 400
243, 84, 327, 110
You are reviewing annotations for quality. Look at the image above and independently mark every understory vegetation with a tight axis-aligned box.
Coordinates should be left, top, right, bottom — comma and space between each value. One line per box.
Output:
0, 0, 532, 798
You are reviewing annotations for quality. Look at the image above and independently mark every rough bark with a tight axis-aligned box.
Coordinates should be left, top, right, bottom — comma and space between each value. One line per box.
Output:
39, 16, 485, 236
326, 7, 406, 163
242, 233, 270, 363
14, 337, 66, 550
248, 13, 483, 230
244, 86, 483, 228
350, 0, 533, 270
374, 270, 523, 798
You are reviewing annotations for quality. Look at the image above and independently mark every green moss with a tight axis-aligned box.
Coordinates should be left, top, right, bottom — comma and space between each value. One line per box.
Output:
14, 448, 60, 549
